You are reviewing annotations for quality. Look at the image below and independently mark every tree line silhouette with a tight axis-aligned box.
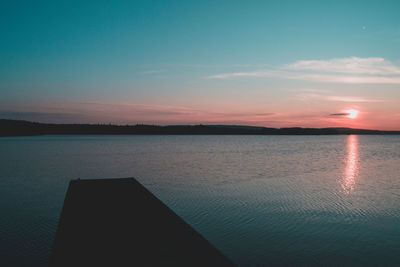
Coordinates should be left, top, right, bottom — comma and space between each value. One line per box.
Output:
1, 119, 399, 137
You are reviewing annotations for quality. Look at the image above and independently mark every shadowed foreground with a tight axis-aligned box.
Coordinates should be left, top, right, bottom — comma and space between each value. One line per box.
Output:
50, 178, 234, 266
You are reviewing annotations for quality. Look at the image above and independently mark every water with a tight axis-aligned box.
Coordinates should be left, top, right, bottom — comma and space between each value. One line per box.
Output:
1, 135, 400, 266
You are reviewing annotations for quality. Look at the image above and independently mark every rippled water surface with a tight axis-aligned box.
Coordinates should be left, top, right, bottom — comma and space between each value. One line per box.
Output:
1, 135, 400, 266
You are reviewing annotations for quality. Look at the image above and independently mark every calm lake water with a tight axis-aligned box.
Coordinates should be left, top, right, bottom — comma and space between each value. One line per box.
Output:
1, 135, 400, 266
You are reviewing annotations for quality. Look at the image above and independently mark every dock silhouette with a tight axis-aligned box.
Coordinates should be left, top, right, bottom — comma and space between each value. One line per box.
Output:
50, 178, 234, 266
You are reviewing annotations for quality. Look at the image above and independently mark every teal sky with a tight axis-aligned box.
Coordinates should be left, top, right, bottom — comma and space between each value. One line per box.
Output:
1, 0, 400, 129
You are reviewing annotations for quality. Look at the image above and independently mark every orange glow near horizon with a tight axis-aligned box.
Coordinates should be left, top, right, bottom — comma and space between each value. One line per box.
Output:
341, 135, 359, 194
6, 102, 400, 130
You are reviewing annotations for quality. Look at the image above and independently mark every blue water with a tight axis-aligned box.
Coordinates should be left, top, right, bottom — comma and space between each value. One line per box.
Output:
1, 135, 400, 266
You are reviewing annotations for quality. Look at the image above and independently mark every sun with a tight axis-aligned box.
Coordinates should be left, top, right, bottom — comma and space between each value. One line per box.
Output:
346, 109, 359, 119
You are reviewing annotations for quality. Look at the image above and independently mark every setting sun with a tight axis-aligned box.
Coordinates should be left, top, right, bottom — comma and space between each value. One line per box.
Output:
346, 109, 359, 119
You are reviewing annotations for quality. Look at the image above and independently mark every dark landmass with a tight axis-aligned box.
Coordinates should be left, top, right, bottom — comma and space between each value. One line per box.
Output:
1, 119, 400, 137
50, 178, 234, 267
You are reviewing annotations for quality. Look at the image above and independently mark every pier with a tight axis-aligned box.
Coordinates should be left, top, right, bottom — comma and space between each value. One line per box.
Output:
50, 178, 234, 266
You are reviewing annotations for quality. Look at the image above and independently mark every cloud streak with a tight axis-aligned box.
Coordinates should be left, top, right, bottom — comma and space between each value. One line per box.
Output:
329, 113, 350, 116
208, 70, 276, 79
287, 57, 400, 75
298, 93, 384, 103
208, 57, 400, 84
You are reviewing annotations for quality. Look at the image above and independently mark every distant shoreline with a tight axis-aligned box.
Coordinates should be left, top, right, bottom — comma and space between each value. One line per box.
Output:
1, 119, 400, 137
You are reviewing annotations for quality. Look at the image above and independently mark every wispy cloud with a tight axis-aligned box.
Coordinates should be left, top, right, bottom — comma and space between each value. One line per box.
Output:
207, 70, 276, 79
208, 57, 400, 84
298, 93, 384, 103
324, 96, 383, 103
287, 57, 400, 75
286, 73, 400, 84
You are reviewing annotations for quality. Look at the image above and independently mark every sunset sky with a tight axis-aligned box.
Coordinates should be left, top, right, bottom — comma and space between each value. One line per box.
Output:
1, 0, 400, 129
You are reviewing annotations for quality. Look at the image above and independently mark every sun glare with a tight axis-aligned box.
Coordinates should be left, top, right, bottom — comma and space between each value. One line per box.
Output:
346, 109, 359, 119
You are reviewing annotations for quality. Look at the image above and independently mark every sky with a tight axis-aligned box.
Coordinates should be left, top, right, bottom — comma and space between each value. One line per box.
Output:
1, 0, 400, 130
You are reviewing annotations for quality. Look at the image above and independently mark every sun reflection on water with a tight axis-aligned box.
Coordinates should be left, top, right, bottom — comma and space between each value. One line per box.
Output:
342, 135, 359, 194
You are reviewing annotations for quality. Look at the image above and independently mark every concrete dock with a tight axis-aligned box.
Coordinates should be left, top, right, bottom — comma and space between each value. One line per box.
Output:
50, 178, 234, 266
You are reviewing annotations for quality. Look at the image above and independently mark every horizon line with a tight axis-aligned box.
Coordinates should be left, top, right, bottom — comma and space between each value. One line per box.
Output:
2, 118, 400, 133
